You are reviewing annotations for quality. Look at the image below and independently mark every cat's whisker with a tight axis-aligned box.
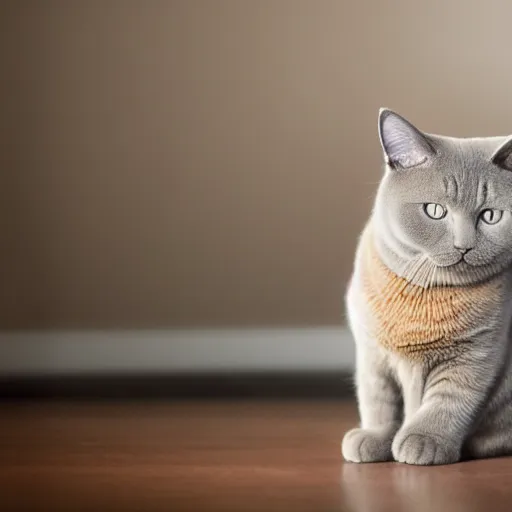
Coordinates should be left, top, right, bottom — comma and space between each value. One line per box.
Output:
440, 265, 446, 287
400, 256, 423, 284
386, 257, 424, 312
420, 259, 435, 290
430, 263, 438, 290
421, 259, 434, 290
375, 255, 421, 323
406, 255, 429, 288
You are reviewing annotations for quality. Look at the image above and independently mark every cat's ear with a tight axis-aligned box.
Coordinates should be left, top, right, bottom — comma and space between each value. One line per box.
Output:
378, 108, 436, 170
491, 136, 512, 172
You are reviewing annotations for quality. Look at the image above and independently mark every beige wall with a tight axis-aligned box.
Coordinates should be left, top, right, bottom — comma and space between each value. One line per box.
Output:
2, 1, 512, 329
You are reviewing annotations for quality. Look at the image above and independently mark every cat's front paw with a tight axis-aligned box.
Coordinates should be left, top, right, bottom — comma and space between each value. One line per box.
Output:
392, 430, 460, 465
342, 427, 394, 463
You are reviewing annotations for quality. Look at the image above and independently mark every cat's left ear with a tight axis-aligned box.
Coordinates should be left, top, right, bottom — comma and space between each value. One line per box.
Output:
491, 137, 512, 171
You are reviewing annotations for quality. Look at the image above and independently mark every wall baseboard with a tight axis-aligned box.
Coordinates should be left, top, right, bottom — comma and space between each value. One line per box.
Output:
0, 372, 355, 400
0, 327, 355, 376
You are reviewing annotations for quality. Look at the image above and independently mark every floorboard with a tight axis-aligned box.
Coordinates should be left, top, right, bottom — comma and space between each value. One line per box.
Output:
1, 400, 511, 511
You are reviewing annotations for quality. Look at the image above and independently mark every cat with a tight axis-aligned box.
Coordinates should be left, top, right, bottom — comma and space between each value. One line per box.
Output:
341, 109, 512, 465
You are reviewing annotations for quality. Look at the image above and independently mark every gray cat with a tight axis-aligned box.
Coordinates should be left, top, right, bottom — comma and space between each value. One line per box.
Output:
342, 109, 512, 465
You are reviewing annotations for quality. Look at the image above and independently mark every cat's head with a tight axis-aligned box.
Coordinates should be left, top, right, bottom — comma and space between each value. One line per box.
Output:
373, 109, 512, 287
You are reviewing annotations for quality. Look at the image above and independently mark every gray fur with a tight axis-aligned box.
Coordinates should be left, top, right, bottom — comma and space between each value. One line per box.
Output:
342, 109, 512, 465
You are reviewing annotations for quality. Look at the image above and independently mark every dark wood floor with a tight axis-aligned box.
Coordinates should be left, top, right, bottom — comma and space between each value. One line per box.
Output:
1, 400, 512, 511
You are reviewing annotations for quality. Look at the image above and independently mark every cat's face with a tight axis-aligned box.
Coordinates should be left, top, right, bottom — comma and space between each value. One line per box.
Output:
373, 110, 512, 287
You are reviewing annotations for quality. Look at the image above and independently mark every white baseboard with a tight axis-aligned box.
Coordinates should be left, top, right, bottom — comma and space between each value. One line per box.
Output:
0, 327, 355, 376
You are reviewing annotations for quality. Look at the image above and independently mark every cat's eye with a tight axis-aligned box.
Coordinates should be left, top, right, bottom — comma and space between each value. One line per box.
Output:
480, 209, 503, 225
423, 203, 447, 220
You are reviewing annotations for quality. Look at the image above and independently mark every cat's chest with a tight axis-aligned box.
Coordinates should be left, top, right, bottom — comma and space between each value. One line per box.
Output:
360, 251, 503, 360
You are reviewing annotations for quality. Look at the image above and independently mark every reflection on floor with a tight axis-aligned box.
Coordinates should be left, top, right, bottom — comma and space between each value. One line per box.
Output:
1, 400, 511, 511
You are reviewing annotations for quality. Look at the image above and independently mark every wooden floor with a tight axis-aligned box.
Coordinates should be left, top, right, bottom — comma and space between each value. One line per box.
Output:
1, 400, 512, 511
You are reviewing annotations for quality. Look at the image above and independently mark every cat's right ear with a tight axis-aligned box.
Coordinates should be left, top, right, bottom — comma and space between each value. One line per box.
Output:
378, 109, 436, 170
491, 136, 512, 172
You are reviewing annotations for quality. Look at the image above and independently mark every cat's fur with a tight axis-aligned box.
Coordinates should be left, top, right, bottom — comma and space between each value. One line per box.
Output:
342, 109, 512, 465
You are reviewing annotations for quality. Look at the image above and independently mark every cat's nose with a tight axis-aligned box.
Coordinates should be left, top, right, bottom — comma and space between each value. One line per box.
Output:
454, 246, 472, 255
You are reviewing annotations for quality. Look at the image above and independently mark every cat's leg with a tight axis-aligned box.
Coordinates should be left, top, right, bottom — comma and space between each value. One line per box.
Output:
464, 429, 512, 459
464, 375, 512, 460
392, 348, 501, 466
342, 343, 402, 463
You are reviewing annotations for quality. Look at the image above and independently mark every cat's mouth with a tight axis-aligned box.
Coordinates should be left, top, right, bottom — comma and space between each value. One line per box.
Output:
432, 254, 486, 269
451, 255, 466, 267
433, 255, 465, 268
433, 254, 492, 270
